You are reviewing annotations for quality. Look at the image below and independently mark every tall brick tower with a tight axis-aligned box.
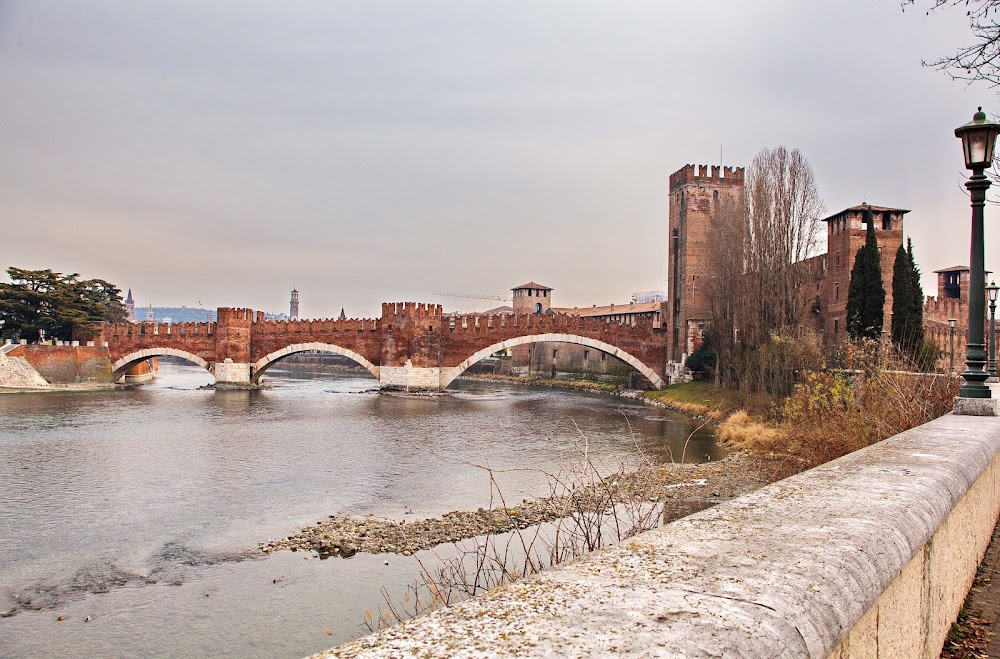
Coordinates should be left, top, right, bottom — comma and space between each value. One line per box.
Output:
666, 164, 745, 363
821, 204, 907, 344
290, 288, 299, 320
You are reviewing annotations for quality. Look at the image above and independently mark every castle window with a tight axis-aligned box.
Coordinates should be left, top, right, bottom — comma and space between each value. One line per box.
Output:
835, 283, 840, 302
882, 213, 892, 231
834, 319, 839, 336
836, 252, 841, 267
552, 349, 558, 359
534, 303, 542, 313
583, 350, 589, 364
713, 190, 719, 202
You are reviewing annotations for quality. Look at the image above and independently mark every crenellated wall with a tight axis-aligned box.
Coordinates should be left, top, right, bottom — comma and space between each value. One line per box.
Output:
97, 303, 670, 390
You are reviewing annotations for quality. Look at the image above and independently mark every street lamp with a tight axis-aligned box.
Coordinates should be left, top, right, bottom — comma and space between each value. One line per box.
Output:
949, 317, 957, 375
988, 281, 1000, 378
954, 107, 1000, 398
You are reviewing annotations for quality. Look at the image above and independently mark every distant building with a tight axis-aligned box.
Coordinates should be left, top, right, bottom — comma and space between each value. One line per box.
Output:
125, 289, 135, 322
145, 303, 154, 322
664, 162, 910, 363
666, 164, 745, 362
819, 204, 907, 344
632, 290, 667, 304
512, 282, 553, 315
339, 307, 346, 320
290, 288, 300, 320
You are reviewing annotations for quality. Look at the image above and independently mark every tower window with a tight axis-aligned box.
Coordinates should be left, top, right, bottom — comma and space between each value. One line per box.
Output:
835, 283, 840, 302
882, 213, 892, 231
834, 319, 839, 336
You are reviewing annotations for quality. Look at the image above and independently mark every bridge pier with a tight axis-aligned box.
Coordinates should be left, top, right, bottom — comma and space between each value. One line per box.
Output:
378, 361, 444, 392
212, 359, 252, 389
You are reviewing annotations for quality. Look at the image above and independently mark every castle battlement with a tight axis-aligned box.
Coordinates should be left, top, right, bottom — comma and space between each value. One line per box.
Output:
381, 302, 443, 318
668, 163, 745, 192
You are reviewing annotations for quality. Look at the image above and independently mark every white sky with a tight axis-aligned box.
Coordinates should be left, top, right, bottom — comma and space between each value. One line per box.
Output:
0, 1, 996, 318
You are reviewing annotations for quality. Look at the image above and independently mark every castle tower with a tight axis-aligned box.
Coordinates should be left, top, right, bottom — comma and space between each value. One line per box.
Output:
125, 289, 135, 322
934, 265, 971, 301
512, 282, 552, 314
822, 204, 908, 344
290, 288, 299, 320
666, 164, 745, 362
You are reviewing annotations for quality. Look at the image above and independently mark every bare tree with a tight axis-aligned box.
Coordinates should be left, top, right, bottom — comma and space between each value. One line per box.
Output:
705, 147, 825, 396
903, 1, 1000, 86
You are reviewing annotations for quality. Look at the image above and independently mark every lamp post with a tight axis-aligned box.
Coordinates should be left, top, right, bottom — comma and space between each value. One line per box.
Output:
988, 281, 1000, 378
954, 107, 1000, 398
949, 317, 957, 375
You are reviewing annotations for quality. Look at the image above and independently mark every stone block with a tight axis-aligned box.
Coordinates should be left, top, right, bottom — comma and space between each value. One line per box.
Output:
954, 397, 998, 416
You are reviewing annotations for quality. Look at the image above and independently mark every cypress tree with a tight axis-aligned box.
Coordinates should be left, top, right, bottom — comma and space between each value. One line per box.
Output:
846, 209, 885, 340
891, 239, 925, 358
906, 239, 925, 353
891, 242, 913, 352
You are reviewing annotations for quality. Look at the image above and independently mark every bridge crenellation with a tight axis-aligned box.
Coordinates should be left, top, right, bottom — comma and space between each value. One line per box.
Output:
99, 302, 668, 390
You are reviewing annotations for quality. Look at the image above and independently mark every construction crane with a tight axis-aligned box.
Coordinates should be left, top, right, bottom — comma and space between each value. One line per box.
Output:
433, 292, 512, 302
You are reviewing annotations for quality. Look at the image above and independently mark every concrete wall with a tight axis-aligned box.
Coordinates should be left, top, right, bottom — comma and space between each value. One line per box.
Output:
321, 412, 1000, 658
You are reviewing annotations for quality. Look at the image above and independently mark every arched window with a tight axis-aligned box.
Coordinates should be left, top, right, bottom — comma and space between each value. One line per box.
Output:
534, 303, 542, 313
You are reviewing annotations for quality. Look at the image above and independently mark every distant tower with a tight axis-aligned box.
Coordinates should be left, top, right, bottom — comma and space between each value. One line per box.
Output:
290, 288, 300, 320
125, 289, 135, 322
667, 164, 745, 363
822, 203, 907, 345
512, 282, 552, 314
145, 303, 154, 322
339, 307, 346, 320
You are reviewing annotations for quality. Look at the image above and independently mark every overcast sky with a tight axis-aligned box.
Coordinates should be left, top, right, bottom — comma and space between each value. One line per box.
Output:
0, 1, 995, 318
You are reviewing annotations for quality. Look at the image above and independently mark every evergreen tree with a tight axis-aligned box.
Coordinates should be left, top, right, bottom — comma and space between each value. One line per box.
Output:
846, 209, 885, 340
0, 267, 126, 341
892, 239, 925, 359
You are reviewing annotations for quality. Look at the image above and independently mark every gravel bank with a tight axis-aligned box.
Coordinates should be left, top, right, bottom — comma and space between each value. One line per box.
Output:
259, 451, 771, 558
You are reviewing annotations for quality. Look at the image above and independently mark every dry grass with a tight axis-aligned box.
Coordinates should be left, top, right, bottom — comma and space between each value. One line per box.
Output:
644, 381, 743, 420
705, 340, 958, 480
717, 411, 782, 452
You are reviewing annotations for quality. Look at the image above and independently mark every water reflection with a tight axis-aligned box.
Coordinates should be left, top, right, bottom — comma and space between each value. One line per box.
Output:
0, 363, 721, 658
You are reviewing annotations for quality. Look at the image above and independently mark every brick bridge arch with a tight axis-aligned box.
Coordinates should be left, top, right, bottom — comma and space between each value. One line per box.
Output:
111, 348, 213, 378
442, 333, 664, 390
251, 342, 380, 384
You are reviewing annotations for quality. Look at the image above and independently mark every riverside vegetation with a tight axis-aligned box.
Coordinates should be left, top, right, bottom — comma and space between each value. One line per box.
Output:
261, 338, 956, 636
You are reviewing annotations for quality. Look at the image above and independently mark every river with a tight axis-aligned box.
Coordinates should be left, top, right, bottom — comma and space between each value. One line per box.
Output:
0, 361, 722, 658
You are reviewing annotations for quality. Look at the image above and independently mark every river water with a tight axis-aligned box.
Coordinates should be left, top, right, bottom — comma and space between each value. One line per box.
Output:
0, 362, 722, 658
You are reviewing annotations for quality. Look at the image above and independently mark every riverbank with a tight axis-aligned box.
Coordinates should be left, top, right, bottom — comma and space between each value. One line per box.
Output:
260, 376, 762, 559
260, 450, 773, 558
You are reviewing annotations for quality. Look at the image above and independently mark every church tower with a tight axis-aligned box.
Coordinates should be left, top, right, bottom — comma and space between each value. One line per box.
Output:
290, 288, 300, 320
125, 289, 135, 322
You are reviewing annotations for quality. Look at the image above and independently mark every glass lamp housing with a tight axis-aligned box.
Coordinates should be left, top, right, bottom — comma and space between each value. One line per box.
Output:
955, 107, 1000, 170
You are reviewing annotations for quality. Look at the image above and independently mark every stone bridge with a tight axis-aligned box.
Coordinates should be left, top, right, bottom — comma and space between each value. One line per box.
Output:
97, 303, 669, 391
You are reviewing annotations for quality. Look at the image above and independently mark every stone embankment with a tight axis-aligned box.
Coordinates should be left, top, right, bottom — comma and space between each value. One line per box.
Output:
0, 345, 50, 390
259, 451, 769, 558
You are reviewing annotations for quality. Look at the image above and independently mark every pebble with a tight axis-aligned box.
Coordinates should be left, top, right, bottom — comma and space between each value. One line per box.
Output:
256, 452, 769, 559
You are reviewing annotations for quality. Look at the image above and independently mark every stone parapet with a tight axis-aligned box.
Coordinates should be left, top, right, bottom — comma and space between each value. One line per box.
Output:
320, 412, 1000, 658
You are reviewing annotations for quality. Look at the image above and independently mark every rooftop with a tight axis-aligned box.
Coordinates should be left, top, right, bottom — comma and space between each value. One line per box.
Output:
822, 204, 910, 222
934, 265, 970, 273
512, 282, 552, 291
